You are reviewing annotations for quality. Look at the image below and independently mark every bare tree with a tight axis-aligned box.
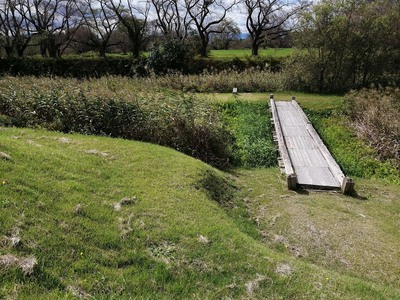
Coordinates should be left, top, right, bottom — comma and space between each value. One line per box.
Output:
150, 0, 191, 40
20, 0, 83, 58
185, 0, 236, 57
210, 18, 240, 50
0, 0, 33, 57
78, 0, 121, 57
105, 0, 149, 57
244, 0, 307, 56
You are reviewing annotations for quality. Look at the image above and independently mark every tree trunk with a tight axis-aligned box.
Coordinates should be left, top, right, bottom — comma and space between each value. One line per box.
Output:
199, 35, 209, 57
129, 30, 140, 58
251, 41, 259, 56
132, 43, 140, 58
47, 38, 59, 58
4, 46, 13, 58
40, 41, 47, 57
16, 46, 26, 57
99, 44, 106, 57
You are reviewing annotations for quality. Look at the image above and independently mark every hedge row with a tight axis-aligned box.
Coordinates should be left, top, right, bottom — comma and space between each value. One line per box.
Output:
0, 56, 283, 78
0, 57, 148, 78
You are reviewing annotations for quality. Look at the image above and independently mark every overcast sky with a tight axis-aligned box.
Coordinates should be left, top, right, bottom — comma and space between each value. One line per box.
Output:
128, 0, 310, 35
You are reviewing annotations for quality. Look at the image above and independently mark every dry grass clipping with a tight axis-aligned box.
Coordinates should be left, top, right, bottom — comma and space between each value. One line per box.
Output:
0, 254, 37, 275
84, 149, 109, 157
113, 197, 137, 211
66, 285, 92, 299
245, 274, 268, 296
0, 151, 12, 160
275, 263, 293, 277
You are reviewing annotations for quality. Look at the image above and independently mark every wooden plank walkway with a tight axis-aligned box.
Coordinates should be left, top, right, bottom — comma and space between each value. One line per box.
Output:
270, 97, 354, 193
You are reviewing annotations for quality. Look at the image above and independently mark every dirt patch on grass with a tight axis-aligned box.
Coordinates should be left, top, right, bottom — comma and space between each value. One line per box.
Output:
259, 191, 400, 284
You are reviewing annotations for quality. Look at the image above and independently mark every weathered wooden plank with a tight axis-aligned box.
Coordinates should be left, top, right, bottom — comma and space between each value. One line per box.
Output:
270, 97, 353, 193
291, 100, 346, 186
269, 98, 297, 190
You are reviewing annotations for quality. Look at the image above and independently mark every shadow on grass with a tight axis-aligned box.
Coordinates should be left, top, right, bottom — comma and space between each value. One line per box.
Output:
349, 190, 368, 201
294, 188, 310, 195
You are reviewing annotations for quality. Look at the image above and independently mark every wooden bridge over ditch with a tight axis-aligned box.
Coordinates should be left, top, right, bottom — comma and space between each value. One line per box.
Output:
269, 95, 354, 194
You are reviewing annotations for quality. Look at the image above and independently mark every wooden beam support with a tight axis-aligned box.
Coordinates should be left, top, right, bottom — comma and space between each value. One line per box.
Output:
341, 177, 355, 195
287, 174, 298, 190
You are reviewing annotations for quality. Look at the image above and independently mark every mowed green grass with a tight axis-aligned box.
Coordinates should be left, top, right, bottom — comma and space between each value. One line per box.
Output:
209, 48, 294, 59
1, 127, 399, 299
237, 168, 400, 290
207, 92, 343, 110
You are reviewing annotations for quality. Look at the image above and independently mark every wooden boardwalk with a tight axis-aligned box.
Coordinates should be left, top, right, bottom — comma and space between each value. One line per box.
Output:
270, 97, 354, 193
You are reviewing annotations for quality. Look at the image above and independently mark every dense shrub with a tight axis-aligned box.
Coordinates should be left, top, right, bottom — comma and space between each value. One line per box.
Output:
291, 0, 400, 93
142, 69, 285, 93
306, 110, 400, 184
0, 77, 233, 167
188, 56, 283, 74
343, 88, 400, 164
147, 39, 192, 75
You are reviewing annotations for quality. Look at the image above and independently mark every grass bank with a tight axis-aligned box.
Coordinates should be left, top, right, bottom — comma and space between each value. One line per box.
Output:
1, 127, 399, 299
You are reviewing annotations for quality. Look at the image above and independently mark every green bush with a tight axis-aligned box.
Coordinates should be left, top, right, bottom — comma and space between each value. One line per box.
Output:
343, 87, 399, 163
188, 56, 283, 74
147, 39, 192, 75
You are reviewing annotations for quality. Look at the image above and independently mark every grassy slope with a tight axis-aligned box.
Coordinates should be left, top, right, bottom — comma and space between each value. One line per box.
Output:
237, 168, 400, 290
1, 127, 399, 299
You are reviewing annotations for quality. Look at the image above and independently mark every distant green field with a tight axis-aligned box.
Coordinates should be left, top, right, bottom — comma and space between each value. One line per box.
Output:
209, 48, 294, 59
139, 48, 294, 59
